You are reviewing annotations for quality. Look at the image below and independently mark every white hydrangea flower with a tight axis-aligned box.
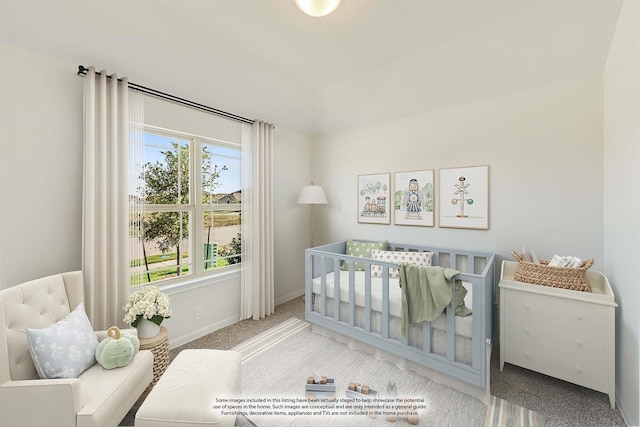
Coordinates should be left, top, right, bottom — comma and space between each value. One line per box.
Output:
123, 285, 172, 326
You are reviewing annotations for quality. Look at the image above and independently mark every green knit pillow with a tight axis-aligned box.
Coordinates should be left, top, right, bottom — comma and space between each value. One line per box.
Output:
341, 240, 388, 271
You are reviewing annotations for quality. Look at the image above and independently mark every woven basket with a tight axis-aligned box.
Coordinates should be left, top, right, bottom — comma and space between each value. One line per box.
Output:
511, 252, 593, 293
139, 326, 170, 390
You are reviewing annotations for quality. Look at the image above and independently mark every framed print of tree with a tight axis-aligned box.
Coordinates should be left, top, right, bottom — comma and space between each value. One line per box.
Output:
439, 165, 489, 229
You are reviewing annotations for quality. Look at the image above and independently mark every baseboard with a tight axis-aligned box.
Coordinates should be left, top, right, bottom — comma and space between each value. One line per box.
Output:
275, 288, 305, 306
168, 290, 304, 350
615, 396, 634, 427
168, 314, 240, 349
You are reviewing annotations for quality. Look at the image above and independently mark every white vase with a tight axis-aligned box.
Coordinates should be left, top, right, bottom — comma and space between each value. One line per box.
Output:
136, 318, 160, 339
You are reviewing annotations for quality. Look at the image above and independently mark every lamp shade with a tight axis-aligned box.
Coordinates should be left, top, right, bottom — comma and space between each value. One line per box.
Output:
297, 185, 328, 204
295, 0, 341, 17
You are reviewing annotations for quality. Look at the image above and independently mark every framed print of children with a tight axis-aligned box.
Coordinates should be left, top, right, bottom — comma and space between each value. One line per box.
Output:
402, 178, 425, 220
393, 170, 434, 227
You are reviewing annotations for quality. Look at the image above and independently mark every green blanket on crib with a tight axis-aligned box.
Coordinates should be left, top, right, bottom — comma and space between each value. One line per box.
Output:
398, 263, 472, 339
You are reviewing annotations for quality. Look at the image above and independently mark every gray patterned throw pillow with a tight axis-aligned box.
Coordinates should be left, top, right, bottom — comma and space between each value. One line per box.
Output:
370, 250, 434, 278
26, 303, 99, 379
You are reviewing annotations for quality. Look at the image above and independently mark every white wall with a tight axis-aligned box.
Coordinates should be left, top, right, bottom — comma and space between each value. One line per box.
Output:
138, 95, 245, 347
603, 1, 640, 425
0, 42, 84, 286
273, 126, 314, 305
143, 94, 243, 143
0, 42, 312, 349
312, 75, 604, 271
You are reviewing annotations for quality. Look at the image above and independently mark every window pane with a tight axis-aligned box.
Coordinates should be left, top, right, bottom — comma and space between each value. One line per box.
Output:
203, 209, 241, 270
130, 211, 192, 284
129, 128, 242, 286
201, 140, 242, 270
201, 142, 241, 204
141, 133, 190, 205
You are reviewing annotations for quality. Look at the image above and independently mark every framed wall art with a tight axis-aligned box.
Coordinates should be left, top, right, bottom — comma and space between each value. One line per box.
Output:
393, 170, 434, 227
357, 173, 391, 224
439, 165, 489, 229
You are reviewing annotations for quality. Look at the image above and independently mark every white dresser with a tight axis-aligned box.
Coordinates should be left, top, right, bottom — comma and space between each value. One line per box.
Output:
499, 260, 617, 408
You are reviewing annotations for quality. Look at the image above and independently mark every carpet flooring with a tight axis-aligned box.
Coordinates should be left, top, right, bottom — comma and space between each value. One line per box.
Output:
234, 317, 540, 427
122, 297, 627, 426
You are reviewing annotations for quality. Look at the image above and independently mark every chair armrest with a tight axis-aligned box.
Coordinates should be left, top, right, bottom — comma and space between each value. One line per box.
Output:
0, 379, 80, 427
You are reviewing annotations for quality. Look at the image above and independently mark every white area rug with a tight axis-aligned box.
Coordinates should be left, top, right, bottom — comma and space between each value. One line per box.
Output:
232, 318, 542, 427
485, 395, 542, 427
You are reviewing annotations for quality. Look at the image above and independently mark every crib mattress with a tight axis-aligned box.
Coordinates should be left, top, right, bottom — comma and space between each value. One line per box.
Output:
311, 270, 474, 339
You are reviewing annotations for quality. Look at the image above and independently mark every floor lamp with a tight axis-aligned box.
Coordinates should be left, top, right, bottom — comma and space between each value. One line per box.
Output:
297, 183, 328, 247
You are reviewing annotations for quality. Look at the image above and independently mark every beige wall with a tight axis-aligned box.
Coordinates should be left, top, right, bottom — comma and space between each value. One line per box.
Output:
273, 126, 314, 305
0, 42, 312, 348
0, 42, 84, 286
312, 75, 604, 270
604, 1, 640, 425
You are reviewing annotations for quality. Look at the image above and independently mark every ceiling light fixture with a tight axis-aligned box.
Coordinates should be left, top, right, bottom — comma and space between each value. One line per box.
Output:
295, 0, 342, 17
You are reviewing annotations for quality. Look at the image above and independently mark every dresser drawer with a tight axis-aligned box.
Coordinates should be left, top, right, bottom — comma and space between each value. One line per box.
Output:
499, 263, 616, 408
503, 287, 609, 337
503, 316, 607, 365
504, 338, 609, 392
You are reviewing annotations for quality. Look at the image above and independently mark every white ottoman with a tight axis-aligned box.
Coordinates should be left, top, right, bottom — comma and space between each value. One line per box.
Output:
135, 349, 241, 427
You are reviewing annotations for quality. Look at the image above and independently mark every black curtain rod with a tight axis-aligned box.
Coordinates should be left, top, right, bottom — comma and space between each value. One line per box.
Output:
77, 65, 255, 125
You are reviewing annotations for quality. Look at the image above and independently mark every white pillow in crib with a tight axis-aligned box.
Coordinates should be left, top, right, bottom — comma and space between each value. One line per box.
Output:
370, 250, 434, 278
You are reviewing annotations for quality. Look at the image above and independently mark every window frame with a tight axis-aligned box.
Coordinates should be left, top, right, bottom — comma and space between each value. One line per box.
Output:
133, 125, 242, 288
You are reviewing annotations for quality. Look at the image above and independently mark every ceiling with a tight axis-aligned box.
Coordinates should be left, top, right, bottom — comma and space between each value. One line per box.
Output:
0, 0, 623, 136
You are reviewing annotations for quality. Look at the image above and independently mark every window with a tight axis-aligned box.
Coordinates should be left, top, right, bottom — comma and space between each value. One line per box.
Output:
130, 127, 241, 285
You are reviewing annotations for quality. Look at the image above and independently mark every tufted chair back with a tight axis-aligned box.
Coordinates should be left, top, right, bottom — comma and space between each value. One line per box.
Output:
0, 271, 84, 383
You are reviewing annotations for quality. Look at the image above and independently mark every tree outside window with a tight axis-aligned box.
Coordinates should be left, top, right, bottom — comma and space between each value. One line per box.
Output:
130, 130, 241, 285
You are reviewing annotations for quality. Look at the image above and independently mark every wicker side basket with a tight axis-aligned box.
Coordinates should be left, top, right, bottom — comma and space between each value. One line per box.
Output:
511, 252, 593, 293
139, 326, 170, 391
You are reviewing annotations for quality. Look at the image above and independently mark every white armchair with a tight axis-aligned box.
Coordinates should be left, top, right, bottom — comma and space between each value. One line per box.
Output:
0, 271, 154, 427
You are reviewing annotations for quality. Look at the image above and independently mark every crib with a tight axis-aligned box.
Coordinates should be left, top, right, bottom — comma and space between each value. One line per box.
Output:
304, 240, 496, 400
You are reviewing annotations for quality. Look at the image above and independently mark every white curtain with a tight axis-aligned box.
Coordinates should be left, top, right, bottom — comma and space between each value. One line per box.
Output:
241, 120, 275, 320
82, 67, 142, 329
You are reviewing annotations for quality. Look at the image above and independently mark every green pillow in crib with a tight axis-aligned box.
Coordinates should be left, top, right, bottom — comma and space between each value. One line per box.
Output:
341, 239, 388, 271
